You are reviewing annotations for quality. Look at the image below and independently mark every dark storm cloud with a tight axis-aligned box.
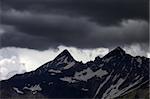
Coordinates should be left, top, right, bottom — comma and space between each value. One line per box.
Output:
1, 9, 148, 49
0, 33, 53, 50
1, 10, 90, 44
0, 0, 149, 49
0, 25, 54, 49
2, 0, 149, 25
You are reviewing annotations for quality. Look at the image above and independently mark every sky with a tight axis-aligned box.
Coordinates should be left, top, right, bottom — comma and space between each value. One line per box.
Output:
0, 0, 149, 80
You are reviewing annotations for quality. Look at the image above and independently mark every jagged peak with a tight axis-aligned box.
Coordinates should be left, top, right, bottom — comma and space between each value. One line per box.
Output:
104, 47, 125, 58
114, 47, 125, 52
54, 49, 75, 62
60, 49, 71, 56
113, 47, 125, 54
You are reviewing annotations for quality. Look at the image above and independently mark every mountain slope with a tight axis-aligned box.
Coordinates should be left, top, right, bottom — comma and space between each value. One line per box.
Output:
0, 47, 149, 99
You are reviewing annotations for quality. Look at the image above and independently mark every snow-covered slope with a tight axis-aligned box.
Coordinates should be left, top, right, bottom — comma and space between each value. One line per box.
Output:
0, 47, 149, 99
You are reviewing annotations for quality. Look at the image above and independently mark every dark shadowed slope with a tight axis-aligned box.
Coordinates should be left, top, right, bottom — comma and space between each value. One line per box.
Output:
0, 47, 149, 99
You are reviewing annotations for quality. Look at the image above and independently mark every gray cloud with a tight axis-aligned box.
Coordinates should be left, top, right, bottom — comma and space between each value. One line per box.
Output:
0, 24, 52, 49
1, 33, 52, 49
1, 9, 148, 50
0, 0, 149, 50
2, 0, 149, 25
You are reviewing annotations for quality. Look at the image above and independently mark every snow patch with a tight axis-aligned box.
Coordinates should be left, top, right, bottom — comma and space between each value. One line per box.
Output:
60, 77, 77, 83
60, 68, 107, 83
63, 62, 75, 70
81, 88, 89, 91
137, 57, 142, 68
48, 82, 53, 85
23, 84, 42, 94
94, 73, 112, 98
112, 74, 120, 82
48, 69, 61, 73
56, 56, 66, 65
99, 73, 143, 99
13, 87, 24, 94
101, 78, 125, 99
74, 68, 108, 82
103, 57, 113, 62
56, 56, 75, 70
50, 73, 56, 75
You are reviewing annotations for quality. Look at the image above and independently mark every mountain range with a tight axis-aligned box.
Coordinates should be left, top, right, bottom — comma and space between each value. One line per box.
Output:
0, 47, 149, 99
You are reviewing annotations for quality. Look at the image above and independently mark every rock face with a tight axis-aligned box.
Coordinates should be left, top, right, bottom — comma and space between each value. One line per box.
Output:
0, 47, 149, 99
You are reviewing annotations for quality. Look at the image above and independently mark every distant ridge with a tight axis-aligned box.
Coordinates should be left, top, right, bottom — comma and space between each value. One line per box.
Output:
0, 47, 149, 99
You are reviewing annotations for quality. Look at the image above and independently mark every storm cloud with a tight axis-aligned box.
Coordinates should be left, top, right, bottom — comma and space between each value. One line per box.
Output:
2, 0, 149, 25
0, 0, 149, 50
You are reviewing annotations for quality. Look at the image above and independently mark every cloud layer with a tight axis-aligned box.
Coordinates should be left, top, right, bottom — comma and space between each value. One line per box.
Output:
1, 0, 149, 49
0, 56, 26, 80
2, 0, 149, 25
1, 9, 149, 49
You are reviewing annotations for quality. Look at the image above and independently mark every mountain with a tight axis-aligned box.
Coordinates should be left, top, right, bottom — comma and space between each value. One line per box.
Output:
0, 47, 149, 99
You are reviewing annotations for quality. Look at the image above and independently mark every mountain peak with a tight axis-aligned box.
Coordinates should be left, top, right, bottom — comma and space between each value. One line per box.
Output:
59, 49, 72, 57
114, 47, 124, 52
110, 47, 125, 55
113, 47, 125, 54
54, 49, 75, 62
104, 47, 125, 58
62, 49, 71, 54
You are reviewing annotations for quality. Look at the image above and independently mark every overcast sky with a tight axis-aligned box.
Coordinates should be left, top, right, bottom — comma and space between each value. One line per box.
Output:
0, 0, 149, 50
0, 0, 149, 80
